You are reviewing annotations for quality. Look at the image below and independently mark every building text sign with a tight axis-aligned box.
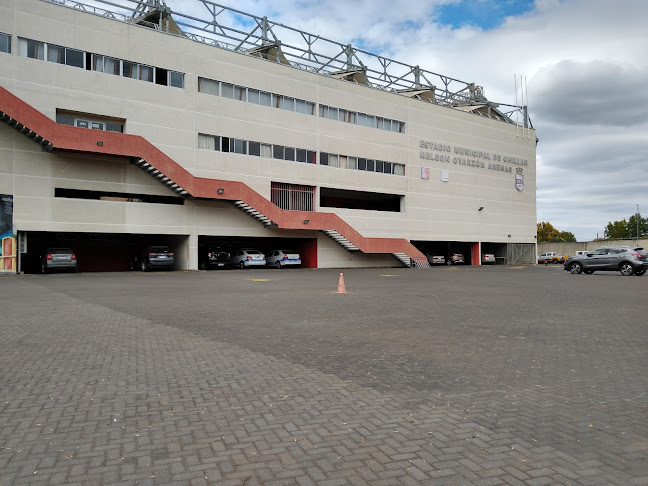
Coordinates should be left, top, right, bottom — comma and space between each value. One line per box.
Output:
419, 140, 529, 174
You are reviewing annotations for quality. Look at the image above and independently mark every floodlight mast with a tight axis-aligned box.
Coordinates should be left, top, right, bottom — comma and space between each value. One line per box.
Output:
40, 0, 529, 126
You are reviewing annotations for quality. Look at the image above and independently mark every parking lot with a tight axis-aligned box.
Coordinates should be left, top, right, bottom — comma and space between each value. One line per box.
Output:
1, 265, 647, 485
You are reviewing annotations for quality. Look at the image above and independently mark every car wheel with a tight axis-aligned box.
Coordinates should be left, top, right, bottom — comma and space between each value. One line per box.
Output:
199, 261, 207, 270
569, 262, 583, 274
619, 263, 635, 276
41, 261, 48, 274
141, 261, 148, 272
553, 260, 559, 264
275, 261, 282, 269
239, 261, 245, 269
446, 260, 452, 266
635, 269, 646, 276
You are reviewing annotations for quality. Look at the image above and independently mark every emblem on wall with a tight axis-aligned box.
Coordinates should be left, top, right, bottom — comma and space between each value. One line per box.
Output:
515, 168, 524, 192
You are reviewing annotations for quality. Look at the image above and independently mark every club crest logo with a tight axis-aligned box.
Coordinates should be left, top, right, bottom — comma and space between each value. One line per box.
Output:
515, 168, 524, 192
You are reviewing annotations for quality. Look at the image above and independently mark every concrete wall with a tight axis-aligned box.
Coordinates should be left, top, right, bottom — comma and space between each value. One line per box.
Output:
537, 239, 648, 257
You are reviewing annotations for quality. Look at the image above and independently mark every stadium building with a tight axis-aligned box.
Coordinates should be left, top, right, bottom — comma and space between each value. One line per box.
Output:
0, 0, 537, 273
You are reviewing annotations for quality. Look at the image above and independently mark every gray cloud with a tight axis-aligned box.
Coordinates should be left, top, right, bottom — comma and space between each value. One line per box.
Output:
532, 61, 648, 127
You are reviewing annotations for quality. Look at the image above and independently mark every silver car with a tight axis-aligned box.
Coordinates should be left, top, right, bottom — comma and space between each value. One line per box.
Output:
563, 246, 647, 276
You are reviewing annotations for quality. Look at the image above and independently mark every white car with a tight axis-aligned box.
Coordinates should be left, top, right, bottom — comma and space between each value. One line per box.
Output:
266, 249, 301, 268
229, 249, 266, 268
481, 253, 496, 264
426, 253, 446, 265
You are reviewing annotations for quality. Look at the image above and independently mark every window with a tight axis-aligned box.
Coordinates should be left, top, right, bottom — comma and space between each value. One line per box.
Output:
65, 48, 84, 68
0, 33, 10, 54
234, 85, 246, 101
260, 143, 272, 158
139, 65, 153, 82
106, 122, 123, 133
47, 44, 65, 64
18, 38, 44, 60
248, 141, 261, 156
248, 89, 260, 104
56, 114, 74, 126
273, 145, 285, 160
168, 71, 184, 88
198, 134, 216, 150
122, 61, 138, 79
296, 149, 307, 163
320, 152, 329, 166
284, 147, 295, 161
198, 77, 219, 95
259, 91, 272, 107
90, 122, 104, 130
233, 139, 246, 154
280, 96, 295, 111
76, 120, 89, 128
93, 55, 120, 75
221, 82, 234, 99
348, 157, 357, 170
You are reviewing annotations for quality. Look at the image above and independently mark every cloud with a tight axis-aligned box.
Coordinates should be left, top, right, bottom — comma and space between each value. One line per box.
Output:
532, 61, 648, 127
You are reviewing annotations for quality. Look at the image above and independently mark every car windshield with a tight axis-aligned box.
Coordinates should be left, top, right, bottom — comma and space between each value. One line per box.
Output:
48, 248, 73, 254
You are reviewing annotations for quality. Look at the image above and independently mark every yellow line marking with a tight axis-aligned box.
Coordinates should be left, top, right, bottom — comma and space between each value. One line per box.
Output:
510, 266, 526, 269
380, 274, 399, 277
249, 278, 268, 281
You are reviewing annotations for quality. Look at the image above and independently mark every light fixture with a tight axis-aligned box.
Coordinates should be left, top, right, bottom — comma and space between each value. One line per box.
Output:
303, 219, 309, 224
508, 234, 511, 238
97, 141, 103, 146
478, 206, 484, 211
217, 188, 224, 194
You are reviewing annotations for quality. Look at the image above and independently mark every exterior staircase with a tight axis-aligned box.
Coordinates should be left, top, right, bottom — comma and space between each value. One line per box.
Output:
322, 230, 360, 251
233, 200, 273, 226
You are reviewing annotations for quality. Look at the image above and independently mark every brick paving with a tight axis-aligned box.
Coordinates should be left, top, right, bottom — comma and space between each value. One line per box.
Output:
1, 265, 647, 485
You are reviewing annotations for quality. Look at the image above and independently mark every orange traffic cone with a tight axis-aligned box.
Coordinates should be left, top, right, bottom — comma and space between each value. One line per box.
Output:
336, 272, 347, 294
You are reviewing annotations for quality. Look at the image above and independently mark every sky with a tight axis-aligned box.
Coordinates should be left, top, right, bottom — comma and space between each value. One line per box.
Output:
120, 0, 648, 241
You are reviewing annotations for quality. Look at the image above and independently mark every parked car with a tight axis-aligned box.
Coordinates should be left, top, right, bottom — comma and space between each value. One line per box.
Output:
446, 251, 465, 265
229, 249, 266, 268
481, 253, 496, 264
538, 251, 569, 264
199, 248, 230, 270
266, 249, 301, 268
426, 253, 445, 265
133, 246, 174, 271
41, 248, 77, 273
563, 246, 647, 276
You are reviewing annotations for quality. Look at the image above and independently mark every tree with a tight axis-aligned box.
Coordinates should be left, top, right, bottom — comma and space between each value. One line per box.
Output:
537, 222, 575, 242
604, 214, 648, 239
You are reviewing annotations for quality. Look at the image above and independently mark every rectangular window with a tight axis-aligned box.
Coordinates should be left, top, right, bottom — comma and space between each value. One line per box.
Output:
18, 38, 44, 60
106, 122, 123, 133
376, 160, 384, 173
367, 159, 375, 172
221, 82, 234, 99
328, 154, 339, 168
358, 158, 367, 171
104, 56, 120, 75
234, 85, 246, 101
307, 150, 316, 164
260, 143, 272, 158
248, 89, 260, 104
272, 93, 280, 108
198, 77, 219, 95
248, 141, 261, 156
65, 48, 84, 68
273, 145, 285, 160
376, 117, 384, 130
56, 115, 74, 126
221, 136, 230, 152
168, 71, 184, 88
47, 44, 65, 64
76, 120, 89, 129
90, 121, 104, 130
327, 107, 338, 121
347, 111, 357, 124
296, 99, 307, 114
284, 147, 295, 161
383, 162, 392, 174
366, 115, 375, 127
305, 101, 315, 115
347, 157, 357, 170
259, 91, 272, 107
122, 61, 138, 79
280, 96, 295, 111
320, 152, 329, 166
0, 33, 10, 54
198, 133, 216, 150
139, 65, 153, 82
296, 149, 307, 163
394, 163, 405, 176
233, 139, 246, 154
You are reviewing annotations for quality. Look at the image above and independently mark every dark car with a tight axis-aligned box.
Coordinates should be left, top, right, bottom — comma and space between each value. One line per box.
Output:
41, 248, 77, 273
133, 246, 175, 271
446, 251, 465, 265
199, 248, 230, 270
563, 246, 647, 276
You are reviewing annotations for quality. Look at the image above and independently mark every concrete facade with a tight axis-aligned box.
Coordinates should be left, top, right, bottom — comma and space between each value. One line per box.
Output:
0, 0, 537, 270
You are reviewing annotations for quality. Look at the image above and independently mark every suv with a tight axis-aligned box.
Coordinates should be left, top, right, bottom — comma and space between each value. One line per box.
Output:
446, 251, 465, 265
563, 246, 647, 276
133, 246, 175, 271
199, 248, 229, 270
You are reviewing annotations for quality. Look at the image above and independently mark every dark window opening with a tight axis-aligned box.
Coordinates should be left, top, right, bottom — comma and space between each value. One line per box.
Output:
320, 187, 401, 212
55, 188, 184, 205
156, 67, 168, 86
221, 136, 230, 152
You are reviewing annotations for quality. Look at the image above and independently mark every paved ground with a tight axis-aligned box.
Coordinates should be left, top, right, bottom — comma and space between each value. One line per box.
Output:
1, 264, 647, 485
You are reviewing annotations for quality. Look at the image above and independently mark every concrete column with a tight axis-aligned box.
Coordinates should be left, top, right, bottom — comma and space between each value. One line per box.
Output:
186, 232, 198, 270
